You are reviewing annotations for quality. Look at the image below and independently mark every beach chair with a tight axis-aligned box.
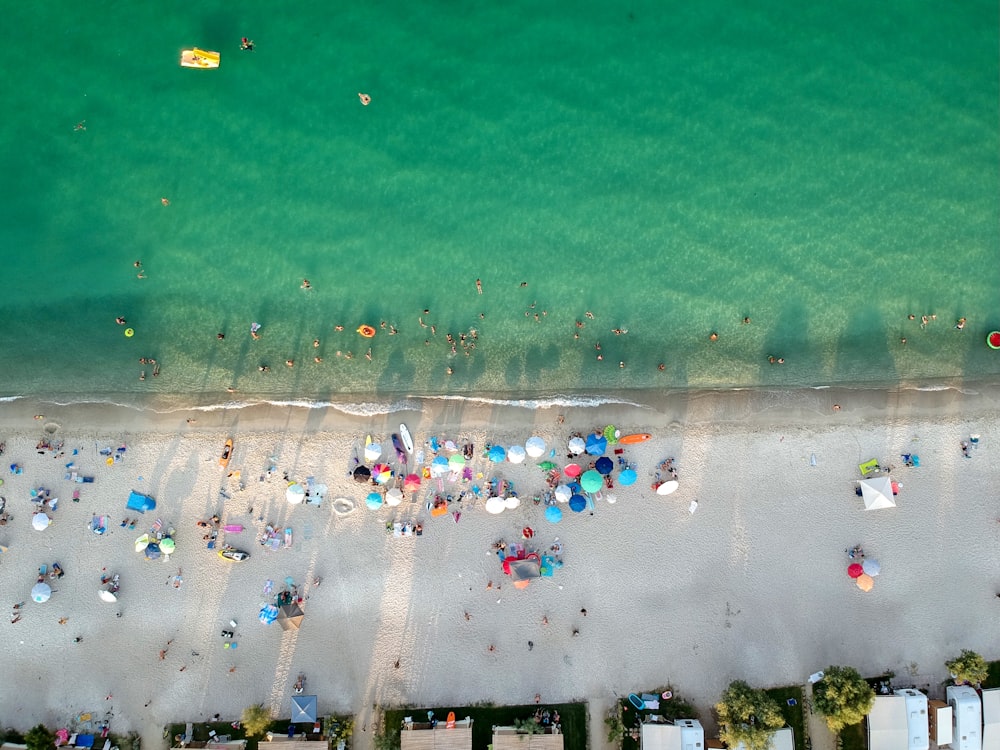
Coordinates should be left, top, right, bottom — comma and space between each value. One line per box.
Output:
858, 459, 880, 476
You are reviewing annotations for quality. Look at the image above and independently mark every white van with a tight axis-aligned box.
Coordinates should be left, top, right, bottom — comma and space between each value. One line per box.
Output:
946, 685, 982, 750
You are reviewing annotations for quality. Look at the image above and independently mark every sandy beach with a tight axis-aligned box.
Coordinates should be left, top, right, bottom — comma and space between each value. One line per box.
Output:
0, 384, 998, 750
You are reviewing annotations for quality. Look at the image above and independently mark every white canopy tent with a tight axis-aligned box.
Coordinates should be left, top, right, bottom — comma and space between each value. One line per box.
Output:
732, 728, 793, 750
860, 476, 896, 510
982, 688, 1000, 750
868, 696, 909, 750
641, 720, 704, 750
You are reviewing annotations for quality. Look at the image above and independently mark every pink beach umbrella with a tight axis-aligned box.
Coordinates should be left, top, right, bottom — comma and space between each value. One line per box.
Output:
404, 473, 421, 492
847, 563, 864, 579
563, 463, 582, 478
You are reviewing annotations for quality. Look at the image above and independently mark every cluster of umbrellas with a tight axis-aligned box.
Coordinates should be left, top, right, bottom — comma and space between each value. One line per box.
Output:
847, 558, 881, 592
134, 533, 175, 560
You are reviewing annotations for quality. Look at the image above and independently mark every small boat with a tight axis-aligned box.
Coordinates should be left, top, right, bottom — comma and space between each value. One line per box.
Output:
180, 48, 220, 69
219, 439, 233, 468
399, 424, 414, 454
618, 433, 652, 445
218, 547, 250, 562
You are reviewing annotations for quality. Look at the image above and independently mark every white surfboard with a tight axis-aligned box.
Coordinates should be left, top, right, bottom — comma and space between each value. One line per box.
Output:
399, 424, 414, 454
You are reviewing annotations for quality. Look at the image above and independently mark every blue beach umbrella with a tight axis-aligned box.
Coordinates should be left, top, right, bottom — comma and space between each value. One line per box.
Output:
595, 457, 614, 475
431, 456, 450, 477
567, 482, 582, 494
488, 445, 506, 463
618, 468, 637, 486
580, 470, 603, 493
569, 494, 587, 513
144, 542, 161, 560
585, 434, 607, 456
365, 492, 383, 510
545, 505, 563, 523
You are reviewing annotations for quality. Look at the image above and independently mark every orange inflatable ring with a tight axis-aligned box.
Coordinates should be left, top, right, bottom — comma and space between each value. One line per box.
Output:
357, 325, 376, 338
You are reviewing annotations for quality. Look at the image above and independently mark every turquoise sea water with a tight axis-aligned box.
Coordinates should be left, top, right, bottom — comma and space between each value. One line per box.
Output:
0, 0, 997, 410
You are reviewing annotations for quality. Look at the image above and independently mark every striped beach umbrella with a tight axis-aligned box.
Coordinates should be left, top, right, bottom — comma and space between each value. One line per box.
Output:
372, 463, 392, 484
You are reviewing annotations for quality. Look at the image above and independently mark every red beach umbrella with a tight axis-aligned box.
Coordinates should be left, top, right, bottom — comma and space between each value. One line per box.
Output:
563, 463, 582, 478
847, 563, 864, 579
404, 473, 421, 492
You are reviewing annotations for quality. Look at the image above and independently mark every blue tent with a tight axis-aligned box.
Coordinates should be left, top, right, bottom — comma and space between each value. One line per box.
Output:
126, 491, 156, 514
290, 694, 318, 723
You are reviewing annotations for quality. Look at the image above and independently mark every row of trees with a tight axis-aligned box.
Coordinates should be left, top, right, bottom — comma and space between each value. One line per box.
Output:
716, 650, 990, 750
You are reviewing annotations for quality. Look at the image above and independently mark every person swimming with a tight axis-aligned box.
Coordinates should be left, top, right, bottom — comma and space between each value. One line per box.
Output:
358, 92, 371, 106
240, 37, 254, 51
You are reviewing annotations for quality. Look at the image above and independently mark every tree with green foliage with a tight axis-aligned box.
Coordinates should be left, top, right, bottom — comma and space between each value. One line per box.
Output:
812, 666, 876, 732
25, 724, 55, 750
946, 650, 988, 686
715, 681, 785, 750
240, 704, 272, 737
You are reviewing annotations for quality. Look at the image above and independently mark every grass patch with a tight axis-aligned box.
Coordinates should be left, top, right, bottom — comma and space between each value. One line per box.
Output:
166, 716, 350, 750
382, 702, 586, 750
839, 722, 865, 750
763, 687, 805, 750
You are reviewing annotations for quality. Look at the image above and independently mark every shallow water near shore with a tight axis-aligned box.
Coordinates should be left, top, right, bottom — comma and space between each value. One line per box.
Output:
0, 0, 998, 408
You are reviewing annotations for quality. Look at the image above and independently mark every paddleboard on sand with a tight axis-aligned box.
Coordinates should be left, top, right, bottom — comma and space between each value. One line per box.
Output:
618, 433, 652, 445
399, 424, 414, 454
391, 433, 407, 463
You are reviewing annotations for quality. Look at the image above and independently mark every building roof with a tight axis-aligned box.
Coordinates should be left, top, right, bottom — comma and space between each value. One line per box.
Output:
400, 726, 472, 750
868, 696, 909, 750
491, 729, 564, 750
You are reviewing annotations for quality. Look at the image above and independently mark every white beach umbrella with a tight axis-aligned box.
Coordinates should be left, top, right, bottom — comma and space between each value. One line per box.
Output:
507, 446, 526, 464
99, 589, 118, 603
656, 480, 679, 496
385, 487, 403, 507
567, 437, 586, 455
286, 483, 305, 504
32, 582, 52, 603
859, 476, 895, 511
504, 495, 521, 509
32, 513, 50, 531
554, 485, 572, 503
862, 559, 881, 576
364, 443, 382, 462
525, 436, 546, 458
484, 497, 506, 515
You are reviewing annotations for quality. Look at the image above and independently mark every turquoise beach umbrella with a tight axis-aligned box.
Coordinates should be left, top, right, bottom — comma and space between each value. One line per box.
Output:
488, 445, 506, 463
619, 468, 637, 486
545, 505, 562, 523
580, 470, 603, 493
365, 492, 383, 510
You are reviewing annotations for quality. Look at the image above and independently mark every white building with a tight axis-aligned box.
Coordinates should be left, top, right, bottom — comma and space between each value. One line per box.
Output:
947, 685, 982, 750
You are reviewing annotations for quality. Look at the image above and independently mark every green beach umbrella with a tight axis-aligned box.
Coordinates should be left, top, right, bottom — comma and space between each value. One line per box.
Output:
580, 470, 603, 493
448, 454, 466, 468
537, 461, 557, 471
603, 425, 618, 444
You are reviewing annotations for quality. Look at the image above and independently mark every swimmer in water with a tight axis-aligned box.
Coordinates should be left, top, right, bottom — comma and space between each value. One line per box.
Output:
301, 279, 311, 289
585, 311, 594, 319
313, 339, 320, 348
334, 325, 344, 331
74, 121, 86, 131
161, 198, 170, 206
358, 93, 371, 106
365, 348, 372, 361
116, 317, 127, 325
658, 363, 665, 371
709, 332, 718, 341
476, 278, 483, 294
285, 359, 294, 368
742, 317, 751, 325
217, 333, 225, 340
134, 261, 142, 268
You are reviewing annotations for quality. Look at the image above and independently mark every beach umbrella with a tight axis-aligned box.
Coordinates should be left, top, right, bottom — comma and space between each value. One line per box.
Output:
504, 495, 520, 509
525, 437, 546, 458
364, 442, 382, 462
488, 445, 506, 463
159, 537, 175, 555
580, 470, 603, 493
443, 440, 458, 452
545, 505, 563, 523
404, 473, 421, 492
569, 494, 587, 513
32, 513, 50, 531
372, 463, 392, 484
431, 456, 449, 476
564, 463, 582, 478
537, 461, 557, 471
99, 589, 118, 603
567, 482, 582, 494
365, 492, 383, 510
567, 437, 586, 455
521, 526, 534, 539
656, 480, 680, 496
847, 563, 864, 579
862, 559, 881, 577
856, 574, 874, 592
448, 454, 466, 468
585, 433, 607, 456
554, 485, 572, 503
507, 445, 526, 464
595, 457, 614, 475
31, 581, 52, 603
134, 533, 150, 552
144, 543, 161, 560
385, 487, 403, 507
286, 483, 306, 504
352, 465, 371, 483
604, 425, 618, 444
484, 497, 506, 515
859, 476, 896, 511
619, 468, 637, 486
